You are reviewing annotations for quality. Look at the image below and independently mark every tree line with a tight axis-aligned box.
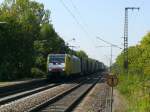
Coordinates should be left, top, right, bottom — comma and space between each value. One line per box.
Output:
113, 33, 150, 111
0, 0, 88, 81
114, 32, 150, 77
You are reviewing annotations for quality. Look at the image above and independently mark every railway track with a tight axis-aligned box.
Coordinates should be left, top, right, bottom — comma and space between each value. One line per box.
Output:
0, 73, 102, 112
0, 83, 60, 105
0, 79, 47, 98
29, 74, 101, 112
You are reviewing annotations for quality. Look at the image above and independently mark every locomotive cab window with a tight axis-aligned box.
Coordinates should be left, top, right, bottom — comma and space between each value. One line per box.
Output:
49, 55, 65, 63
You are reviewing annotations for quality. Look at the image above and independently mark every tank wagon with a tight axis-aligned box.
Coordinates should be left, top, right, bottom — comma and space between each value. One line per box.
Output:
47, 54, 105, 79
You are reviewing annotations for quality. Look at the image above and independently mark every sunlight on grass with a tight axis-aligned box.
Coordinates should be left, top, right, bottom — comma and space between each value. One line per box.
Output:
117, 74, 150, 112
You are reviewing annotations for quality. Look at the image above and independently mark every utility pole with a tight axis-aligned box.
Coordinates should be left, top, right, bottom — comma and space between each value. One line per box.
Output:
96, 44, 122, 72
110, 45, 113, 72
96, 38, 122, 112
96, 37, 122, 72
123, 7, 139, 74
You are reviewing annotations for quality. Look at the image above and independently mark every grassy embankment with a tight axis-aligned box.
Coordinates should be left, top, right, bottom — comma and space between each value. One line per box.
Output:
117, 74, 150, 112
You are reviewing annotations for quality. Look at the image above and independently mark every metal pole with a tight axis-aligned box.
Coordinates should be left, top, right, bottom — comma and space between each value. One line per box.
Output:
110, 45, 112, 72
110, 86, 113, 112
123, 7, 140, 74
96, 37, 122, 72
124, 8, 128, 73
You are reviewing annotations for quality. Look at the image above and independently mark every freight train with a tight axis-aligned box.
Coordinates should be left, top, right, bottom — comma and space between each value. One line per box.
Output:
47, 54, 105, 79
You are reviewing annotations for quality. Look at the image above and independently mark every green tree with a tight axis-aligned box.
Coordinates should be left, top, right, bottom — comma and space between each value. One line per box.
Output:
76, 50, 88, 58
0, 0, 88, 80
0, 0, 50, 80
115, 32, 150, 76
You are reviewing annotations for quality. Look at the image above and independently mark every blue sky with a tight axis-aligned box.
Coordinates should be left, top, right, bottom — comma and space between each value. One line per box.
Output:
1, 0, 150, 65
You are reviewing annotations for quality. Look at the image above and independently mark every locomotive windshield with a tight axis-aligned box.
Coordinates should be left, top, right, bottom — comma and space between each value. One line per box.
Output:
49, 55, 65, 63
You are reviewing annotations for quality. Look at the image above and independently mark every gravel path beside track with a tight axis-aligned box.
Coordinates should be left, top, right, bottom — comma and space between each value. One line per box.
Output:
73, 77, 111, 112
113, 89, 128, 112
0, 83, 77, 112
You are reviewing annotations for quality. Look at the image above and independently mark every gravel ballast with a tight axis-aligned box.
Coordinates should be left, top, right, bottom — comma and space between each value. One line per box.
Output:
0, 83, 77, 112
73, 79, 111, 112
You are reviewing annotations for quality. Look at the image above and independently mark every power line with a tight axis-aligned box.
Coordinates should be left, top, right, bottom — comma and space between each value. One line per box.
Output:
60, 0, 121, 63
70, 1, 122, 49
97, 36, 122, 49
68, 0, 98, 44
60, 0, 90, 38
69, 0, 121, 50
69, 0, 89, 28
69, 1, 123, 55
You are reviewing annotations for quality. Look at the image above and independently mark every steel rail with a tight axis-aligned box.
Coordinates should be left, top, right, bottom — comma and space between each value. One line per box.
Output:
0, 79, 47, 98
29, 74, 101, 112
0, 83, 60, 105
64, 77, 100, 112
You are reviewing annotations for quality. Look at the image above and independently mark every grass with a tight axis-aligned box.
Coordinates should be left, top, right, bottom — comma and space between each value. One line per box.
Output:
117, 74, 150, 112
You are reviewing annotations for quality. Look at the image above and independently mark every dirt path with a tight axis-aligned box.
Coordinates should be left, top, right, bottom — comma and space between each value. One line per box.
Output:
113, 89, 128, 112
73, 77, 127, 112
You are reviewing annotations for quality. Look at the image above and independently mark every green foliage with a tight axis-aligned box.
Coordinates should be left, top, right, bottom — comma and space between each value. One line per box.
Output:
113, 32, 150, 112
0, 0, 44, 80
31, 67, 45, 78
117, 74, 150, 112
115, 33, 150, 77
0, 0, 68, 80
0, 0, 88, 81
76, 50, 88, 58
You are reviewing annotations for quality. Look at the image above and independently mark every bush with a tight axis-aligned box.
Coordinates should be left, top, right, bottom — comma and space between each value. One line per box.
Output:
117, 74, 150, 112
31, 68, 46, 78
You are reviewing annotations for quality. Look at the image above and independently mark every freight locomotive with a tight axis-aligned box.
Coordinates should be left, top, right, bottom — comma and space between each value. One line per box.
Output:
47, 54, 105, 79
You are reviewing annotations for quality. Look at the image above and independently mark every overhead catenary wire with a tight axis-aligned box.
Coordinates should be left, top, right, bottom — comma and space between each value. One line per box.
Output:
69, 0, 89, 29
68, 0, 98, 43
69, 0, 122, 50
97, 36, 123, 49
60, 0, 121, 64
60, 0, 90, 38
60, 0, 99, 59
60, 0, 99, 50
68, 0, 123, 66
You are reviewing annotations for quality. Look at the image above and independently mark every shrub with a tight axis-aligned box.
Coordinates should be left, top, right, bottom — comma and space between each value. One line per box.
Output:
31, 67, 46, 78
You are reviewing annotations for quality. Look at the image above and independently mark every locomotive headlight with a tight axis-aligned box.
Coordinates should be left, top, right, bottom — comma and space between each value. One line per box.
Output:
62, 67, 65, 71
49, 68, 52, 71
